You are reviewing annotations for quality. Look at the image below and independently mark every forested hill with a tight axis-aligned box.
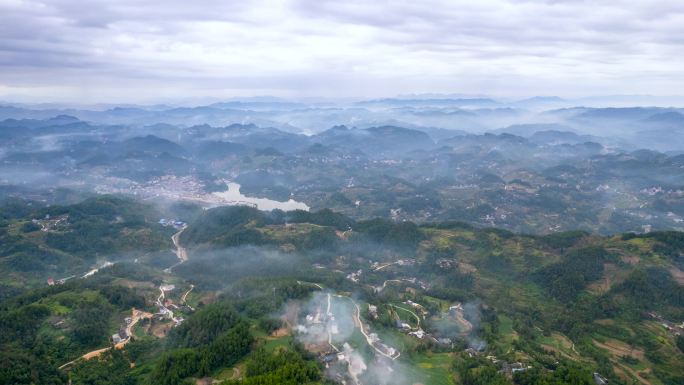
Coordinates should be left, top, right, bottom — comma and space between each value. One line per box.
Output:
176, 205, 684, 384
0, 196, 174, 289
0, 200, 683, 385
180, 205, 684, 319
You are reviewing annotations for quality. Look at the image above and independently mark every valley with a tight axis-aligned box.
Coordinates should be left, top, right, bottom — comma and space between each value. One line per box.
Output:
0, 99, 683, 385
1, 196, 682, 385
3, 1, 683, 384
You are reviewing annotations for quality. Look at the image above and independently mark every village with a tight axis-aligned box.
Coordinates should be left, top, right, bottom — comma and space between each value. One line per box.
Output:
48, 218, 198, 372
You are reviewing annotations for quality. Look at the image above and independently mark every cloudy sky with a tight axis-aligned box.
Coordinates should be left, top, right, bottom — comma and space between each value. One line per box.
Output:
1, 0, 683, 103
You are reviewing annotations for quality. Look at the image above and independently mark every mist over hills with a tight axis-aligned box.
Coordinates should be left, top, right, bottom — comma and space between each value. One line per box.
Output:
2, 96, 683, 234
3, 0, 684, 382
3, 95, 683, 152
1, 95, 683, 385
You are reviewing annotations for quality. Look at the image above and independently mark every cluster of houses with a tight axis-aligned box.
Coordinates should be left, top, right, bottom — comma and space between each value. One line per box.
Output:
303, 298, 402, 368
48, 273, 80, 286
154, 284, 191, 327
158, 218, 186, 229
404, 300, 429, 318
370, 258, 416, 271
482, 353, 533, 376
47, 276, 73, 286
371, 302, 453, 347
403, 324, 452, 347
298, 306, 339, 355
109, 287, 193, 345
112, 309, 136, 345
367, 304, 379, 319
648, 311, 684, 336
367, 333, 400, 359
320, 344, 369, 385
641, 186, 664, 196
32, 214, 69, 232
436, 258, 456, 269
111, 316, 133, 344
305, 308, 326, 325
99, 174, 210, 203
468, 344, 609, 385
466, 349, 532, 377
394, 302, 473, 348
346, 269, 362, 283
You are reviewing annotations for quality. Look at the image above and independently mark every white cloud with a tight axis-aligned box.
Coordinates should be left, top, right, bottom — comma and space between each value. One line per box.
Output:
0, 0, 682, 102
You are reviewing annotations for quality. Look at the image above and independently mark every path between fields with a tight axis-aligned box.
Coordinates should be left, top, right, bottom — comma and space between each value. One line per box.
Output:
389, 304, 421, 328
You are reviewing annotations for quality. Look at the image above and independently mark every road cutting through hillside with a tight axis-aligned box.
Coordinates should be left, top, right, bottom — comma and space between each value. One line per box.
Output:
165, 225, 188, 273
58, 308, 152, 370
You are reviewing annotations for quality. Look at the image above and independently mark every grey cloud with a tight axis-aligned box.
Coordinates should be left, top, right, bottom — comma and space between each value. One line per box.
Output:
0, 0, 682, 102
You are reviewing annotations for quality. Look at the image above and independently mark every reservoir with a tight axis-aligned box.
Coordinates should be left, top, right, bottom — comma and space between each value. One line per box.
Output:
213, 182, 309, 211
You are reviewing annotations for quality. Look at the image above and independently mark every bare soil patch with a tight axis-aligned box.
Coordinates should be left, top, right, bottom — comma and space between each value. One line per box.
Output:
670, 266, 684, 285
270, 327, 290, 338
151, 322, 173, 338
593, 339, 644, 360
621, 255, 640, 265
113, 278, 155, 289
458, 262, 477, 274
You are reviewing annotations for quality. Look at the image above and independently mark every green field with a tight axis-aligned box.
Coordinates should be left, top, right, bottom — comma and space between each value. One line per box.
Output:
405, 353, 455, 385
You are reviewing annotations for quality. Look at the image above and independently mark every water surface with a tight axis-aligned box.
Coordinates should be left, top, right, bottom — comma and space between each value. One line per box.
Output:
213, 182, 309, 211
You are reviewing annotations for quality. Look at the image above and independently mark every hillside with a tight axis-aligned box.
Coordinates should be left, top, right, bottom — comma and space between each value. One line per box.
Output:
0, 201, 683, 385
0, 196, 174, 288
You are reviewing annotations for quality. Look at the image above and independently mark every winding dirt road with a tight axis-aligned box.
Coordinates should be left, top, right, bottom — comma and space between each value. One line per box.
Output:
180, 284, 195, 311
334, 294, 401, 360
60, 226, 191, 371
59, 308, 151, 370
164, 226, 188, 273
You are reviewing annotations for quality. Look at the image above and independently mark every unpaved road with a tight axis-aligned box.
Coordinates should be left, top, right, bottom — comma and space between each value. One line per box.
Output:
59, 308, 151, 370
165, 226, 188, 273
172, 226, 188, 262
327, 293, 339, 352
334, 294, 401, 360
389, 304, 421, 328
181, 284, 195, 311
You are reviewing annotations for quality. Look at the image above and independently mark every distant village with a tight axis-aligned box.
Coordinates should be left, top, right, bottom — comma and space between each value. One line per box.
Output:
158, 218, 186, 229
